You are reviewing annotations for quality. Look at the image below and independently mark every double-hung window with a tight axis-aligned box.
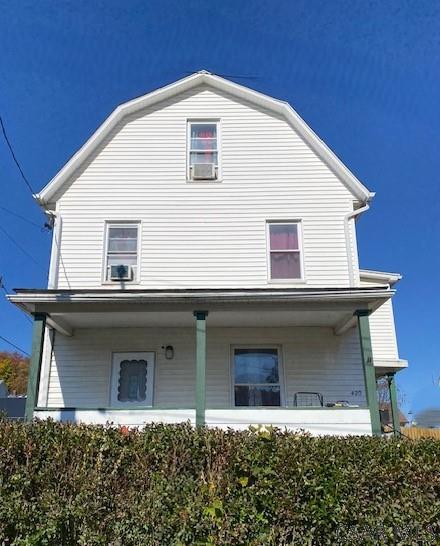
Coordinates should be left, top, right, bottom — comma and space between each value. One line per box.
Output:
233, 348, 282, 406
188, 121, 219, 180
267, 222, 303, 280
104, 223, 139, 282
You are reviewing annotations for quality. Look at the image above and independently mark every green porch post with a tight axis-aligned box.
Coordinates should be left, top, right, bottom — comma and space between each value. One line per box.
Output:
355, 310, 381, 436
25, 313, 47, 421
387, 373, 401, 436
193, 310, 208, 427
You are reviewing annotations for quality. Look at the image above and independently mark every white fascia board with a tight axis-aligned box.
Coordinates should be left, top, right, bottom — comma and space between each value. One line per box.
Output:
374, 358, 408, 368
359, 269, 402, 286
8, 288, 394, 307
36, 71, 373, 205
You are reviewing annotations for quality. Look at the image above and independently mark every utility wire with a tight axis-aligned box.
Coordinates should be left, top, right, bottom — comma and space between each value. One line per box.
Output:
53, 230, 71, 289
0, 205, 45, 230
0, 276, 33, 325
0, 334, 30, 356
183, 70, 260, 80
0, 113, 60, 283
0, 116, 36, 195
0, 224, 41, 266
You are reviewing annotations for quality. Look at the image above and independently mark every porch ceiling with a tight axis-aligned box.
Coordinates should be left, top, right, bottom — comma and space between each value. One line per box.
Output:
9, 287, 394, 335
49, 308, 354, 329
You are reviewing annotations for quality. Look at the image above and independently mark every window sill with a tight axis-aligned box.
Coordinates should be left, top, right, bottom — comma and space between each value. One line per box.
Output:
267, 279, 307, 285
186, 178, 223, 184
101, 281, 141, 286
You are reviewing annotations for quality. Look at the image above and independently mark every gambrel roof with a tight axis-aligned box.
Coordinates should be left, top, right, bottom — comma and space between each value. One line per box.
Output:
36, 70, 374, 205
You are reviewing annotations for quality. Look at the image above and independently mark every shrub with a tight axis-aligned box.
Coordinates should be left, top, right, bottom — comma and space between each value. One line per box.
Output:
0, 421, 438, 545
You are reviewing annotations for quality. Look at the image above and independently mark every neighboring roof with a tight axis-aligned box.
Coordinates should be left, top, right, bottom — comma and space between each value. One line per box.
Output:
36, 70, 374, 205
360, 269, 402, 286
415, 408, 440, 428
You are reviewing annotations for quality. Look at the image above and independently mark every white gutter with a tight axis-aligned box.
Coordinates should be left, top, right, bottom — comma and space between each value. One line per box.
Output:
344, 202, 371, 287
359, 269, 402, 286
8, 288, 394, 305
46, 210, 62, 290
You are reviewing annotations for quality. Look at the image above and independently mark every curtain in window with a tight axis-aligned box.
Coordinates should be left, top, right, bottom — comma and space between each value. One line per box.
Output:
117, 359, 147, 402
269, 224, 298, 250
190, 123, 217, 165
270, 252, 301, 279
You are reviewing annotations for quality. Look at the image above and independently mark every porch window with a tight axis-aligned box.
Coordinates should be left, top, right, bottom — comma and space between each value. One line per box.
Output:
267, 222, 302, 280
118, 359, 147, 402
104, 223, 139, 282
188, 121, 219, 180
233, 348, 282, 406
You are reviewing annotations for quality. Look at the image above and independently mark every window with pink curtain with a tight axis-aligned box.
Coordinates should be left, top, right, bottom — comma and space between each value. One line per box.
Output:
189, 122, 218, 165
268, 223, 302, 279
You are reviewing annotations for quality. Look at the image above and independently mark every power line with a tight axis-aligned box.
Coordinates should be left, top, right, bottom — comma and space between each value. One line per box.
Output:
0, 276, 33, 325
0, 116, 36, 196
0, 205, 45, 230
0, 224, 41, 266
183, 70, 260, 80
0, 112, 71, 288
53, 230, 71, 289
0, 334, 30, 356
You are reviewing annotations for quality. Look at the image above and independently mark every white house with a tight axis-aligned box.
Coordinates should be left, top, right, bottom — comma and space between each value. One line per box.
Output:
9, 71, 407, 435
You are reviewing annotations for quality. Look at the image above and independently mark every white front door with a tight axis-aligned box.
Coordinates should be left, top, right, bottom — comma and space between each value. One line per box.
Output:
110, 352, 155, 407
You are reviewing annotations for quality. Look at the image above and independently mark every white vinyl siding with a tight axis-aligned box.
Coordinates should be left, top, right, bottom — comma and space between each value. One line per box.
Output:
368, 300, 399, 360
34, 408, 372, 436
360, 277, 399, 360
46, 326, 366, 409
54, 87, 358, 289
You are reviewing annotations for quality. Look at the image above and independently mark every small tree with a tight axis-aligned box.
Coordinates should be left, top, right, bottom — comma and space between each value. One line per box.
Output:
377, 376, 405, 407
0, 351, 29, 395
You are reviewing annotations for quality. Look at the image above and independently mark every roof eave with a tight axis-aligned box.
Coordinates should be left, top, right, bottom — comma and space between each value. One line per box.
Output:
8, 287, 394, 307
37, 72, 373, 205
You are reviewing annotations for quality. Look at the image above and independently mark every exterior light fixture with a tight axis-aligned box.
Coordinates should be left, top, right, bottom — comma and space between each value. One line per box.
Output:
165, 345, 174, 360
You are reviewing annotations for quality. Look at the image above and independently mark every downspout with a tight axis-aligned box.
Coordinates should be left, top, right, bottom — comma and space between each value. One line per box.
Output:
46, 209, 62, 290
37, 203, 61, 410
344, 202, 370, 287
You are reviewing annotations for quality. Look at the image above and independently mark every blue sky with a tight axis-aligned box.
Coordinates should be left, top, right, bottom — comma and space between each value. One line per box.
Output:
0, 0, 439, 417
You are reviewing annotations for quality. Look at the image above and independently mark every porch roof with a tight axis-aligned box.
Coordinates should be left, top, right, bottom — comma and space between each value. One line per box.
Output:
9, 287, 393, 336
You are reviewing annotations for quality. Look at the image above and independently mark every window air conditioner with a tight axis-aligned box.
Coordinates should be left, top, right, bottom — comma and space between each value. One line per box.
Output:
192, 163, 216, 180
110, 264, 132, 281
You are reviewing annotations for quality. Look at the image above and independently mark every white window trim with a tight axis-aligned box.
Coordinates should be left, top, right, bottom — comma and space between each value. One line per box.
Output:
102, 221, 141, 285
230, 345, 286, 408
266, 220, 306, 284
109, 351, 155, 407
186, 119, 222, 182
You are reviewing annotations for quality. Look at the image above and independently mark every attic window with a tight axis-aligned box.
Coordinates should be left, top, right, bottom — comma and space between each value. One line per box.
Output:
188, 121, 219, 180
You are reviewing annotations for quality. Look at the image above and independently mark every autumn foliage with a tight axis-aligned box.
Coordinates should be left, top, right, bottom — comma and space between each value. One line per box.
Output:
0, 351, 29, 395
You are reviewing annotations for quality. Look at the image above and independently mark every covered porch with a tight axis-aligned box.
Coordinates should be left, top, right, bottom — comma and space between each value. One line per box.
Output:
10, 287, 400, 436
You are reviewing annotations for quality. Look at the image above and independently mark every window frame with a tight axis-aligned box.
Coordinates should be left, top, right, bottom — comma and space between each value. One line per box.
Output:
102, 221, 141, 284
266, 220, 305, 283
186, 119, 221, 182
230, 345, 286, 407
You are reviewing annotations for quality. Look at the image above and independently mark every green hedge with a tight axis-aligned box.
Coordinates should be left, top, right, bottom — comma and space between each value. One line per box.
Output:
0, 421, 439, 545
